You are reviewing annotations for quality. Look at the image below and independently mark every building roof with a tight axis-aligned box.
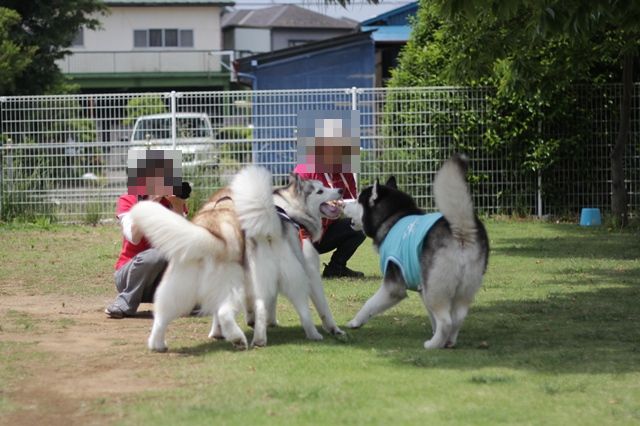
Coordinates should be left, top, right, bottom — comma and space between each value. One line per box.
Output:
361, 26, 412, 42
358, 2, 417, 43
222, 4, 357, 30
360, 2, 418, 26
236, 30, 373, 69
105, 0, 232, 6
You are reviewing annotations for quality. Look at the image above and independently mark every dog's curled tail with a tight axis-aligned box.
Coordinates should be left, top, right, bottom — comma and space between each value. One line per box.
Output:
231, 165, 281, 240
433, 154, 478, 244
129, 201, 225, 262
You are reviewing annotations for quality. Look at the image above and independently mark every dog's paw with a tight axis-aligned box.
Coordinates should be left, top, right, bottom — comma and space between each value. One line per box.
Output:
330, 326, 345, 336
148, 341, 168, 353
346, 319, 362, 329
231, 336, 248, 351
322, 322, 345, 335
306, 329, 324, 341
423, 339, 444, 350
208, 330, 225, 340
252, 337, 267, 348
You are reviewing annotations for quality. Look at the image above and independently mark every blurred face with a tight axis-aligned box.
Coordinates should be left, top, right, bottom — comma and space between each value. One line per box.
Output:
127, 149, 182, 197
314, 137, 358, 172
296, 111, 361, 173
145, 175, 173, 196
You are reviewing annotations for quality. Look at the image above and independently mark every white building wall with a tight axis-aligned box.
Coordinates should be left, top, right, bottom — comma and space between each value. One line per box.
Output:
233, 28, 271, 53
60, 6, 224, 74
271, 28, 354, 51
79, 6, 222, 51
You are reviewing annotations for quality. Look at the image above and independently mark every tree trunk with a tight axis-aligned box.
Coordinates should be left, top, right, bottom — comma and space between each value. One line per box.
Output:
610, 53, 633, 227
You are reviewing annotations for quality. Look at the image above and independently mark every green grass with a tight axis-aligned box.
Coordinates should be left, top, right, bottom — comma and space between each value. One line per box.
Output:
0, 220, 639, 424
0, 223, 120, 297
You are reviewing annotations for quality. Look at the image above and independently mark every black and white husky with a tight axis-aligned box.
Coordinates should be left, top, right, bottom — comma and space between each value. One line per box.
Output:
345, 155, 489, 349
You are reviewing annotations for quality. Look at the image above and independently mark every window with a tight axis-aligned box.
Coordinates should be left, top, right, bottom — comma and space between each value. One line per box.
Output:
133, 30, 147, 47
165, 29, 178, 47
133, 29, 195, 48
179, 30, 194, 47
149, 29, 163, 47
71, 28, 84, 47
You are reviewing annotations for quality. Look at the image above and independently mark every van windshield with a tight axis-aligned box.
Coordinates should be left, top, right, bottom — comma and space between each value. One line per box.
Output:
132, 116, 212, 141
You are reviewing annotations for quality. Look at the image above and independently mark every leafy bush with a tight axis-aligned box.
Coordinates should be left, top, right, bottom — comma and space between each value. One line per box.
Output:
124, 95, 167, 126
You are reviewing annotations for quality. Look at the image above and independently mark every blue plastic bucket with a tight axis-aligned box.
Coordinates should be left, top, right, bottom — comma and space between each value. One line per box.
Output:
580, 208, 602, 226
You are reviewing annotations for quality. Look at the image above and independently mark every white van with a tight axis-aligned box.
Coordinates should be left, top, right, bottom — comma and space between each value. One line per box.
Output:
129, 112, 216, 167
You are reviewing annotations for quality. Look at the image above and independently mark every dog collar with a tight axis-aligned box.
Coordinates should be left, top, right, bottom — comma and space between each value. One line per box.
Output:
213, 195, 232, 208
275, 206, 311, 247
275, 206, 300, 231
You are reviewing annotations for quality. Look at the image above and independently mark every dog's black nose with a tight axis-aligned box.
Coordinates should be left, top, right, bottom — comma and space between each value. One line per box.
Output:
338, 188, 344, 195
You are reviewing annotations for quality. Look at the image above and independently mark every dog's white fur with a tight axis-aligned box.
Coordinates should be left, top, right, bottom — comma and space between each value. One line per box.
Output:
130, 166, 345, 351
232, 166, 344, 347
129, 201, 247, 352
343, 200, 363, 231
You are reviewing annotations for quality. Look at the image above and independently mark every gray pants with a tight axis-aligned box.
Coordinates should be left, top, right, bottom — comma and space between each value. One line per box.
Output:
112, 248, 167, 315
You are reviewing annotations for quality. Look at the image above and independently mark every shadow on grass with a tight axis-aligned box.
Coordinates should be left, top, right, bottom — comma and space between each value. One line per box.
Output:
167, 279, 640, 375
171, 323, 325, 356
492, 226, 639, 261
167, 225, 636, 355
170, 270, 640, 373
173, 340, 243, 355
339, 279, 640, 375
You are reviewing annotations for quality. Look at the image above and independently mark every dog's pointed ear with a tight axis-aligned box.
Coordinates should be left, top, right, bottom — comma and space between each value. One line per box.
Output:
289, 172, 303, 194
385, 176, 397, 189
369, 179, 379, 207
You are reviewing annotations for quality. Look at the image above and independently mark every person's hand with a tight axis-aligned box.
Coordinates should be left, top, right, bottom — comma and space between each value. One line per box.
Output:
165, 195, 186, 214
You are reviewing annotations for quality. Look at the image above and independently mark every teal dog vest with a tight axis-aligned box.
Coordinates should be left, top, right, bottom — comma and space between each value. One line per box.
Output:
378, 213, 443, 291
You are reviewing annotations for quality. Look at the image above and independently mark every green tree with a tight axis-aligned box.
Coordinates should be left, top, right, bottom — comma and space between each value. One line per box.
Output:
393, 0, 639, 223
0, 0, 107, 95
0, 8, 35, 94
124, 96, 168, 126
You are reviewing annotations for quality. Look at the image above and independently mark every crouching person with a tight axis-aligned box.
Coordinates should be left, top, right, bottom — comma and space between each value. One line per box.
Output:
105, 150, 189, 318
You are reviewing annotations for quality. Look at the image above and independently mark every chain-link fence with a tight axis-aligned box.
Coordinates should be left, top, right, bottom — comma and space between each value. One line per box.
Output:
1, 85, 638, 222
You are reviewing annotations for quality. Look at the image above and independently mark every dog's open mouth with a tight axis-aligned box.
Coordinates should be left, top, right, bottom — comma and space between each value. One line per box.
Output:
320, 202, 342, 220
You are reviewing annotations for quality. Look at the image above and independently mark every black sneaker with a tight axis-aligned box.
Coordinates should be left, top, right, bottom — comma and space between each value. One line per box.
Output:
104, 303, 125, 319
322, 262, 365, 278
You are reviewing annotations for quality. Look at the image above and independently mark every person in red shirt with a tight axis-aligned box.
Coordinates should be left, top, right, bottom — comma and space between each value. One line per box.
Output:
105, 152, 189, 318
294, 122, 365, 278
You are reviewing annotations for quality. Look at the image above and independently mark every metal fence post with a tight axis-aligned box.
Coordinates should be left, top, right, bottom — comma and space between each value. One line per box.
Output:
0, 138, 3, 220
537, 120, 543, 218
350, 87, 359, 190
170, 90, 177, 149
350, 86, 357, 111
537, 170, 543, 218
0, 97, 5, 219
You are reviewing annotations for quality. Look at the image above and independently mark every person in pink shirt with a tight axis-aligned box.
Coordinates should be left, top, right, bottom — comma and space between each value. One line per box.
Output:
294, 112, 365, 278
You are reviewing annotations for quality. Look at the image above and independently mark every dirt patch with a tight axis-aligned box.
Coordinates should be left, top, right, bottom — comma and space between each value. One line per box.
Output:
0, 294, 174, 426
